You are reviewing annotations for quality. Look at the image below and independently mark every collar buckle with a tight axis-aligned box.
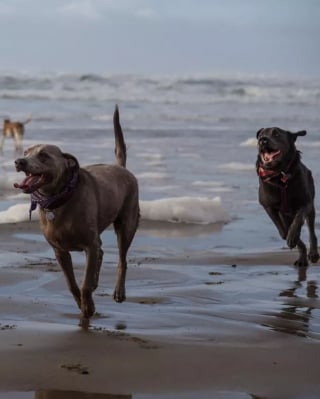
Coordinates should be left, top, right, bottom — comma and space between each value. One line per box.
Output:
280, 171, 291, 184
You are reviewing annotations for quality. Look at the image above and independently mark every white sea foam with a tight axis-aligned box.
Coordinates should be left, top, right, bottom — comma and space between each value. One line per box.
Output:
136, 152, 164, 160
92, 114, 113, 122
0, 203, 38, 224
240, 138, 257, 147
135, 152, 166, 167
140, 196, 230, 224
136, 172, 169, 180
218, 162, 254, 171
0, 197, 230, 225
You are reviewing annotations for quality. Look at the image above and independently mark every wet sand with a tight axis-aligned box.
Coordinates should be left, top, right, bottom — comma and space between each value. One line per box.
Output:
0, 221, 320, 399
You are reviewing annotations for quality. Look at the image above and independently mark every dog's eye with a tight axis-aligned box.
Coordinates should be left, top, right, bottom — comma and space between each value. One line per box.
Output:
273, 131, 279, 137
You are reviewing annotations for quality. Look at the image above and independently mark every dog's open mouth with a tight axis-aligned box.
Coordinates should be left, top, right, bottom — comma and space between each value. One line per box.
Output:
14, 172, 51, 194
260, 149, 281, 164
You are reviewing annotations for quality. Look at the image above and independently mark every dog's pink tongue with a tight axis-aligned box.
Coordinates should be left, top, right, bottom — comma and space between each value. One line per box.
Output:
263, 150, 280, 162
13, 175, 41, 190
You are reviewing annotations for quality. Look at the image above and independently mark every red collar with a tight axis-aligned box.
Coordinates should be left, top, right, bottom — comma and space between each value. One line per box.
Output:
257, 167, 290, 184
257, 153, 297, 185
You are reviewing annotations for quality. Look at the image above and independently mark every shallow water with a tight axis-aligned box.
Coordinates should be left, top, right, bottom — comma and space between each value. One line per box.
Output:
1, 73, 320, 253
2, 227, 320, 342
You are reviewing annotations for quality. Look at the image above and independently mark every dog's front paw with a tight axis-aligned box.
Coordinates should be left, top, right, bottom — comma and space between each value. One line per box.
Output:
113, 286, 126, 303
308, 250, 320, 264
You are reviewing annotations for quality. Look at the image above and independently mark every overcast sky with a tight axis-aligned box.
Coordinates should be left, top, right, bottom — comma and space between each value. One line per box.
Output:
0, 0, 319, 77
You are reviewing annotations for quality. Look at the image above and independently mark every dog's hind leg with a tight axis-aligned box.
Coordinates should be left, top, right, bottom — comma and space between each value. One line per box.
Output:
284, 210, 308, 266
306, 205, 319, 263
113, 205, 139, 303
54, 249, 81, 308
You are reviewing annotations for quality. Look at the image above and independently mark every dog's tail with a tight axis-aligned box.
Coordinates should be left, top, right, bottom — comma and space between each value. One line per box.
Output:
22, 117, 32, 125
113, 105, 127, 168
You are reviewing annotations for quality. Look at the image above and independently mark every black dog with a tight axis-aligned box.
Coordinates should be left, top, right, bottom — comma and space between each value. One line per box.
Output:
256, 127, 319, 266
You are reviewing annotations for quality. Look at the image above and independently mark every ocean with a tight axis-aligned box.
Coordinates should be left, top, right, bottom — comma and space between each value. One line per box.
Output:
1, 72, 320, 257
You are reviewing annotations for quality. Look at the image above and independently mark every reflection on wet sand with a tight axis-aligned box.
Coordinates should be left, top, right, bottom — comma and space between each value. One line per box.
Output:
263, 266, 319, 338
35, 391, 131, 399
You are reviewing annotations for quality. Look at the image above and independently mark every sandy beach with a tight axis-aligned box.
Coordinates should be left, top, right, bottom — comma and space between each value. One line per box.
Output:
0, 221, 320, 399
1, 2, 320, 394
0, 3, 319, 395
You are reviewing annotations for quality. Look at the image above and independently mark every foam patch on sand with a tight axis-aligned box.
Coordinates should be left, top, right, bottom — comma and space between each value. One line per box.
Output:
140, 196, 230, 224
0, 197, 230, 225
0, 203, 39, 223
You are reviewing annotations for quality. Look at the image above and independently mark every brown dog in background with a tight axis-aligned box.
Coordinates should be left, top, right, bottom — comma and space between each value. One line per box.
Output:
0, 117, 31, 153
14, 106, 139, 326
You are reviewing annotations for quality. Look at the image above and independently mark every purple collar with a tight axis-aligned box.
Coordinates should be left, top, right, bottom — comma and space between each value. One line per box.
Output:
29, 171, 79, 220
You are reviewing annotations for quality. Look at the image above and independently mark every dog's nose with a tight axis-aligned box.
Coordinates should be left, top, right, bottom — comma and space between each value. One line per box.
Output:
15, 158, 27, 170
258, 137, 268, 146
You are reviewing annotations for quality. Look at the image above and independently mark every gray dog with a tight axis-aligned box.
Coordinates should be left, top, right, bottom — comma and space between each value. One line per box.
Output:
256, 126, 319, 266
14, 106, 139, 325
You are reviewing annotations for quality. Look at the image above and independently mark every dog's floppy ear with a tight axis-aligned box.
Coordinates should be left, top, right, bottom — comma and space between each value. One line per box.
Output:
290, 130, 307, 142
63, 153, 80, 172
256, 128, 264, 139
